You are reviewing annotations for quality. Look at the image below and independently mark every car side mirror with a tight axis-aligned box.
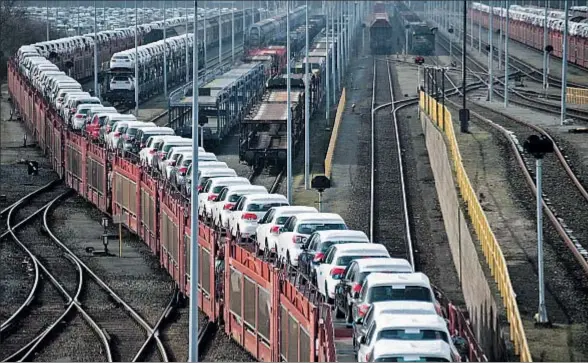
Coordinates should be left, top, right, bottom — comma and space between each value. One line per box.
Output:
359, 336, 366, 345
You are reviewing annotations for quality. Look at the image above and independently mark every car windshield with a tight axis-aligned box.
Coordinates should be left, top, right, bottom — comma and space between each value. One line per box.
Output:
358, 270, 409, 284
368, 286, 432, 304
296, 223, 346, 234
246, 202, 288, 212
336, 255, 386, 266
374, 357, 449, 362
377, 329, 449, 344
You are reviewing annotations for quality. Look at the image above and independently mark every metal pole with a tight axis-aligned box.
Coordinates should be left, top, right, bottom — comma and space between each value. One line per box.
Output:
331, 2, 336, 105
186, 1, 189, 83
203, 0, 207, 70
543, 0, 549, 89
135, 1, 139, 115
504, 0, 510, 107
94, 0, 99, 99
470, 2, 474, 47
232, 1, 235, 64
188, 1, 200, 362
561, 0, 569, 125
478, 10, 482, 53
286, 6, 293, 205
326, 1, 331, 124
164, 0, 168, 98
219, 6, 222, 69
304, 1, 310, 190
338, 3, 342, 91
488, 1, 494, 102
77, 0, 80, 36
46, 0, 49, 41
536, 158, 548, 323
461, 0, 469, 133
405, 28, 409, 55
498, 1, 503, 70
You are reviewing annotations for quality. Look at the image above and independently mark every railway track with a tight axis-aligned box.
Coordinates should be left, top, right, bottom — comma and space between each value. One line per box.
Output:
435, 46, 588, 284
436, 35, 588, 123
0, 184, 180, 361
371, 57, 414, 265
197, 318, 216, 360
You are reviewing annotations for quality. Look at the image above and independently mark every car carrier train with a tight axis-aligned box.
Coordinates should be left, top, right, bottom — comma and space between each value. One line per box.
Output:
247, 5, 307, 49
7, 7, 487, 363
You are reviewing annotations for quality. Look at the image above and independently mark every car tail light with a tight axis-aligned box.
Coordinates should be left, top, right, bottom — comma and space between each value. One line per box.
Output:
223, 203, 234, 210
270, 226, 280, 235
358, 303, 370, 318
114, 132, 120, 137
313, 252, 324, 263
198, 185, 204, 192
75, 114, 83, 118
168, 160, 176, 166
242, 213, 257, 221
149, 149, 156, 154
71, 108, 76, 113
207, 194, 217, 201
352, 283, 362, 294
178, 167, 188, 175
330, 267, 345, 278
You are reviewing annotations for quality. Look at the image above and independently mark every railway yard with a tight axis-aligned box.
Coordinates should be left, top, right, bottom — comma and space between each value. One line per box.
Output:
5, 1, 588, 362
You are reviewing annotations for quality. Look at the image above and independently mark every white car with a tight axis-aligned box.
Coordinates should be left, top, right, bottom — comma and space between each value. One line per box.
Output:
198, 177, 251, 218
163, 150, 192, 179
110, 75, 135, 90
107, 121, 147, 150
71, 103, 103, 130
195, 168, 238, 193
276, 213, 347, 266
227, 194, 289, 240
357, 313, 455, 362
363, 338, 453, 363
255, 206, 318, 255
353, 301, 439, 349
139, 135, 184, 166
316, 244, 390, 302
211, 185, 268, 229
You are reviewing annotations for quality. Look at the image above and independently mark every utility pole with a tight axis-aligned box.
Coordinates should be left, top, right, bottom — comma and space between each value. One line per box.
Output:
187, 1, 200, 362
204, 1, 207, 71
543, 0, 549, 89
488, 1, 494, 102
185, 1, 189, 83
325, 1, 331, 125
219, 6, 222, 69
504, 0, 510, 107
134, 0, 139, 116
164, 0, 168, 98
94, 0, 99, 99
561, 0, 569, 125
460, 0, 469, 133
498, 1, 503, 70
46, 0, 50, 41
286, 6, 292, 204
304, 1, 310, 190
232, 1, 235, 64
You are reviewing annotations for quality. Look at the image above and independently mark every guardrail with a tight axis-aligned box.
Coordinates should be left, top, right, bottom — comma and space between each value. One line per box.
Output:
566, 87, 588, 105
324, 88, 346, 180
419, 92, 532, 362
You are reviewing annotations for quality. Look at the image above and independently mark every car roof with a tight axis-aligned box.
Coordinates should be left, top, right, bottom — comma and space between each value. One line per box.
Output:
200, 168, 237, 176
208, 177, 249, 184
140, 126, 174, 133
365, 272, 431, 287
333, 243, 389, 255
372, 340, 451, 360
224, 185, 268, 193
272, 206, 318, 215
355, 257, 413, 272
374, 313, 447, 331
292, 212, 344, 222
313, 230, 369, 241
243, 193, 287, 202
369, 301, 437, 315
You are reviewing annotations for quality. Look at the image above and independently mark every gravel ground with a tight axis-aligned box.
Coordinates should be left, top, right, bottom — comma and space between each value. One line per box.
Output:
47, 196, 179, 361
201, 328, 256, 362
448, 99, 588, 361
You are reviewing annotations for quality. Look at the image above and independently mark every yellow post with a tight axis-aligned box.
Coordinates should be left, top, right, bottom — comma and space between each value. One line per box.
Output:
119, 223, 122, 258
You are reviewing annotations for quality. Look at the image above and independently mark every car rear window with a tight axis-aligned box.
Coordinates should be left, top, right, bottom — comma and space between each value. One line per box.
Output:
374, 358, 449, 362
163, 143, 189, 152
320, 240, 363, 252
368, 286, 433, 304
126, 128, 139, 135
275, 216, 290, 225
246, 202, 288, 212
377, 329, 449, 344
212, 185, 228, 193
182, 159, 192, 167
113, 76, 129, 81
296, 223, 346, 234
228, 193, 244, 203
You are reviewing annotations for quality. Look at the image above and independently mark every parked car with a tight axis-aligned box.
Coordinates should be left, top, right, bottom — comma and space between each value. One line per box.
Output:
227, 194, 289, 240
256, 206, 319, 256
199, 177, 251, 219
276, 213, 347, 267
133, 126, 176, 154
363, 338, 453, 362
315, 244, 389, 303
335, 258, 414, 322
211, 185, 269, 230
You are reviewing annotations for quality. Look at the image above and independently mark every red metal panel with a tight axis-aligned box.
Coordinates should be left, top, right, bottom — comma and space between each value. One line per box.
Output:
159, 189, 181, 284
112, 156, 140, 233
86, 141, 108, 213
139, 171, 159, 253
65, 131, 86, 194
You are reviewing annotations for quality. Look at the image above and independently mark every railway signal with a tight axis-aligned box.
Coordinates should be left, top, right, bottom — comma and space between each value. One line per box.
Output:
523, 135, 554, 326
312, 175, 331, 213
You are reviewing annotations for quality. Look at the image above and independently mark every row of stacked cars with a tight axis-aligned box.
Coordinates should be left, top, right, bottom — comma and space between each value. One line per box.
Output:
8, 5, 487, 362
